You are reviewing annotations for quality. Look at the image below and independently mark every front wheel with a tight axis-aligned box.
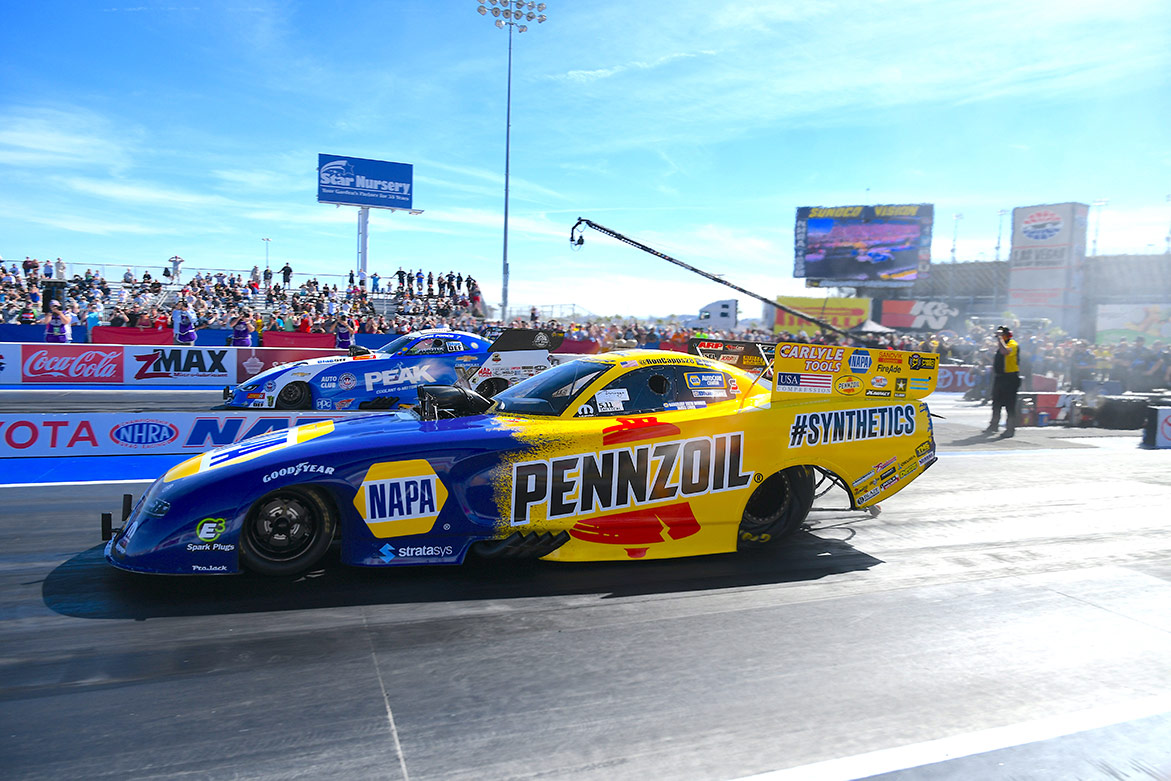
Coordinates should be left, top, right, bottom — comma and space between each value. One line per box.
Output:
239, 487, 336, 576
737, 466, 815, 549
275, 381, 312, 410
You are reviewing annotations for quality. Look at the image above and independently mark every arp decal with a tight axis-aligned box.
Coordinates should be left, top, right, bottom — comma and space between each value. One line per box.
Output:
511, 432, 752, 525
353, 459, 449, 538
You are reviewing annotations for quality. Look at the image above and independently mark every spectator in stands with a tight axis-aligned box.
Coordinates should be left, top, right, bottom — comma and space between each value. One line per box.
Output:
371, 272, 381, 293
230, 310, 255, 346
42, 301, 73, 343
54, 258, 66, 279
280, 262, 293, 287
108, 307, 128, 328
172, 301, 197, 345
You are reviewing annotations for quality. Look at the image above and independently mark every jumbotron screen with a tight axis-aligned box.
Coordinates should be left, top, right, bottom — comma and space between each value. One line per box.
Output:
794, 204, 934, 282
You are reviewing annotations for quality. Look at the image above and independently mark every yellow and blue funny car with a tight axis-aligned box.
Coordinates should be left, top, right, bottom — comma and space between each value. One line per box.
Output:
105, 343, 938, 576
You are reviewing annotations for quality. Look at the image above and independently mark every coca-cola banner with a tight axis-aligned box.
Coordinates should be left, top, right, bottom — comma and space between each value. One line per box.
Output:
0, 411, 376, 458
21, 345, 125, 383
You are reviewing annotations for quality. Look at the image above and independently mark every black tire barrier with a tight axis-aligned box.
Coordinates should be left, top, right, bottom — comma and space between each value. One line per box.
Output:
1095, 396, 1153, 430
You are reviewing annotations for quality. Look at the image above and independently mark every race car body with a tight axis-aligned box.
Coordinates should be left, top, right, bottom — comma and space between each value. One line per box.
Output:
220, 328, 560, 411
106, 343, 938, 576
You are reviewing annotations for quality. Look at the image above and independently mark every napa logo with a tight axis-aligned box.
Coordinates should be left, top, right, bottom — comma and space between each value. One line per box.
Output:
354, 459, 449, 538
110, 419, 179, 448
1022, 209, 1063, 241
848, 349, 871, 374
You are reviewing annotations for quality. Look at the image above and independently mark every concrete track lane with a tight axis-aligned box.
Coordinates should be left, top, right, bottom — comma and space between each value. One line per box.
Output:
1, 399, 1170, 780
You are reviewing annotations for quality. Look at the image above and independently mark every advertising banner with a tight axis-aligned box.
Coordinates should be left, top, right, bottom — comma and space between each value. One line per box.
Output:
774, 296, 872, 333
90, 326, 173, 345
123, 346, 236, 385
0, 412, 377, 458
236, 347, 345, 381
794, 204, 933, 283
1007, 202, 1089, 334
880, 300, 960, 330
1095, 303, 1171, 343
260, 331, 338, 349
20, 344, 125, 384
317, 154, 413, 210
936, 365, 981, 393
2, 344, 354, 386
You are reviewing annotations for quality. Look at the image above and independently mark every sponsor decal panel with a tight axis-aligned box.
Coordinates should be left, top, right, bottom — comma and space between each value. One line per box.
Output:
835, 376, 862, 396
848, 350, 872, 374
907, 354, 937, 371
776, 372, 833, 394
865, 389, 891, 398
263, 462, 337, 484
788, 405, 917, 448
354, 460, 449, 538
511, 432, 752, 526
363, 365, 434, 392
132, 348, 230, 381
878, 351, 903, 365
109, 419, 180, 449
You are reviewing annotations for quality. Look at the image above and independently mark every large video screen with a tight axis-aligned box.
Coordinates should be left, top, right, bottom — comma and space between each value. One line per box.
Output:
794, 204, 933, 282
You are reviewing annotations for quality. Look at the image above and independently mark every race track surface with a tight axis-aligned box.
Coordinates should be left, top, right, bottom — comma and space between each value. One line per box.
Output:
2, 395, 1170, 780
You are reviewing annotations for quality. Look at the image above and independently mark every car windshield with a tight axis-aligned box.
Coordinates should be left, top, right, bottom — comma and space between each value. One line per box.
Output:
377, 334, 416, 354
491, 359, 610, 416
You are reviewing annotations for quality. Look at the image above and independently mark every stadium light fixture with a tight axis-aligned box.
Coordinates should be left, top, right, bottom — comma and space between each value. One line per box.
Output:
474, 0, 548, 323
995, 209, 1007, 262
1092, 199, 1108, 256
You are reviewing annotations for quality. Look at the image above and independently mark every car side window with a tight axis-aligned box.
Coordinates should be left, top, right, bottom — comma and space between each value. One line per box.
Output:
403, 337, 448, 356
577, 366, 679, 417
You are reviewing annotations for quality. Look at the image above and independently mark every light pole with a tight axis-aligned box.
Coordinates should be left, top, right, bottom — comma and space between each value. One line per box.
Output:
995, 209, 1007, 262
951, 213, 963, 263
1092, 199, 1108, 256
1165, 194, 1170, 255
476, 0, 547, 323
262, 237, 271, 268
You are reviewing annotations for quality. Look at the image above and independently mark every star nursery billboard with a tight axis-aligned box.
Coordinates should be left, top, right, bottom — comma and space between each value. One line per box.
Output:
794, 204, 934, 283
317, 154, 413, 210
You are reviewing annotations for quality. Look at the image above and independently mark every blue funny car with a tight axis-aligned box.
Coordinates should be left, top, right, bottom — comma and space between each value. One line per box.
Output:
221, 328, 561, 411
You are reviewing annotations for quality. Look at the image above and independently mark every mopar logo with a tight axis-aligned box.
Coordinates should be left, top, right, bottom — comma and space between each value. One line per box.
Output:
110, 420, 179, 447
848, 350, 871, 374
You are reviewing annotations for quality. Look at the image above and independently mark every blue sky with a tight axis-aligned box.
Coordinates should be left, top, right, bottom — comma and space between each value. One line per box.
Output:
2, 0, 1169, 321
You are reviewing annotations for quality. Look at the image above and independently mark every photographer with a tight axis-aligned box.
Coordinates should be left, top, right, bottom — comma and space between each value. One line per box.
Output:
229, 309, 255, 347
984, 325, 1021, 437
42, 301, 73, 344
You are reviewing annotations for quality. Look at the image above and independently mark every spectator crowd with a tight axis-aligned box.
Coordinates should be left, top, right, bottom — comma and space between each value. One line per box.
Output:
3, 255, 1168, 393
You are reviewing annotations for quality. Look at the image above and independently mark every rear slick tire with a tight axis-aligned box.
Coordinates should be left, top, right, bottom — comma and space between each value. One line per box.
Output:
737, 466, 815, 550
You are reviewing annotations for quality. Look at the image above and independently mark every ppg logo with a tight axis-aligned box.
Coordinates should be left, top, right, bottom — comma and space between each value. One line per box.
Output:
849, 350, 872, 374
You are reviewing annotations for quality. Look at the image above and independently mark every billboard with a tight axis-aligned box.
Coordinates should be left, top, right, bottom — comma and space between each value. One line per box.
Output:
795, 204, 933, 282
1007, 202, 1088, 334
1095, 303, 1171, 343
317, 154, 413, 210
774, 296, 871, 333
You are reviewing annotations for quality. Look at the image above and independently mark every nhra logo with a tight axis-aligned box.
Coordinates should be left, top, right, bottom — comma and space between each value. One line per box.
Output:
110, 419, 179, 448
848, 350, 871, 374
354, 460, 448, 538
134, 349, 228, 379
1021, 210, 1063, 241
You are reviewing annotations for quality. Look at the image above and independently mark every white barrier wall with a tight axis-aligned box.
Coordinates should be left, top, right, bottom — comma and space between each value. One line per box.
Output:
0, 412, 378, 458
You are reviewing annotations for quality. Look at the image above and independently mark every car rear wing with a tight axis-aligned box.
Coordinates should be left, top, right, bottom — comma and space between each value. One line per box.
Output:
689, 338, 939, 401
769, 343, 939, 401
486, 328, 565, 353
688, 338, 775, 379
